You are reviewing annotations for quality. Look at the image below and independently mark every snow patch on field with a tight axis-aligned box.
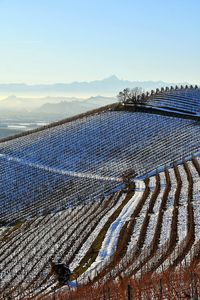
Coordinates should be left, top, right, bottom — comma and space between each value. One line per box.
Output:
0, 153, 120, 182
0, 226, 9, 236
69, 193, 126, 271
81, 180, 145, 277
127, 176, 156, 250
177, 165, 188, 241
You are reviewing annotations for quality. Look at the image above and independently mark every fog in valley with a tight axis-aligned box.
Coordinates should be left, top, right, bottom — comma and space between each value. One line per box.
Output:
0, 76, 179, 139
0, 95, 117, 139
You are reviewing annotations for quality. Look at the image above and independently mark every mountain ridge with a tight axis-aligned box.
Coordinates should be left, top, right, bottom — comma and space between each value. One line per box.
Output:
0, 76, 189, 96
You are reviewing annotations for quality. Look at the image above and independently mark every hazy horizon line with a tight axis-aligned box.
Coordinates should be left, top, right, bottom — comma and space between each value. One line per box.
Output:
0, 75, 190, 86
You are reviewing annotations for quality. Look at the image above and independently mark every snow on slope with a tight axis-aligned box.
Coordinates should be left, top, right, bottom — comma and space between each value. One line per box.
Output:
69, 192, 126, 271
127, 176, 156, 251
80, 180, 145, 278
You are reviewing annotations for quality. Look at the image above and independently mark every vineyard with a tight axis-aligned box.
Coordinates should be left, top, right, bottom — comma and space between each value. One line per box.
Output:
147, 87, 200, 116
0, 86, 200, 299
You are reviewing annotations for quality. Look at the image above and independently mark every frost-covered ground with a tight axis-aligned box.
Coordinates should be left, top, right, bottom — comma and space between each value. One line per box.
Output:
177, 165, 188, 242
159, 168, 176, 245
1, 157, 200, 299
142, 172, 166, 248
126, 176, 156, 250
1, 89, 200, 299
80, 180, 145, 279
1, 110, 200, 224
69, 192, 126, 271
147, 89, 200, 116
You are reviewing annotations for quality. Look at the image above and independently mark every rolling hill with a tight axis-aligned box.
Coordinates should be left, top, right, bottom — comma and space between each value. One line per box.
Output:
0, 86, 200, 299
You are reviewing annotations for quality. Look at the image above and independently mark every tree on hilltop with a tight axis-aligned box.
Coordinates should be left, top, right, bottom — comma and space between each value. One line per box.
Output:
117, 87, 147, 106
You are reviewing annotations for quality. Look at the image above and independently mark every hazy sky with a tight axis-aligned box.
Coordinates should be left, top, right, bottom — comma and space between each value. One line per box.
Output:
0, 0, 200, 84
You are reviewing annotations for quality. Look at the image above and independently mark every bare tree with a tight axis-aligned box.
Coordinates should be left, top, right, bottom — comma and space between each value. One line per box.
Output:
117, 88, 132, 103
117, 87, 146, 106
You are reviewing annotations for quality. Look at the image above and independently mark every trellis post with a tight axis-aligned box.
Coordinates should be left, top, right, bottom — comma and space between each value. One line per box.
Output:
127, 284, 133, 300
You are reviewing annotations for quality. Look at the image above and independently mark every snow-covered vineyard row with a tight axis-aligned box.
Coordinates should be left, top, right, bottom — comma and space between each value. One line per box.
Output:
148, 88, 200, 115
79, 158, 200, 282
1, 156, 200, 299
1, 110, 200, 224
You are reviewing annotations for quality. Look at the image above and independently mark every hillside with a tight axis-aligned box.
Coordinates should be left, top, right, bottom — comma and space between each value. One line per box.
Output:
0, 86, 200, 299
147, 87, 200, 116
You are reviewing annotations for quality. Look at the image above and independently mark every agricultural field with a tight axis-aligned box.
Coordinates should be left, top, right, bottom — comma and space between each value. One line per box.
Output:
147, 87, 200, 116
0, 87, 200, 299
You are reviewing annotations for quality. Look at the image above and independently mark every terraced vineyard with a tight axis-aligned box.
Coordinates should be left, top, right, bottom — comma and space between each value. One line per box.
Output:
0, 86, 200, 299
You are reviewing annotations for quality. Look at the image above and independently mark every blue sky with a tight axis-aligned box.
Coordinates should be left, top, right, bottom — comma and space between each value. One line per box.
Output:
0, 0, 200, 84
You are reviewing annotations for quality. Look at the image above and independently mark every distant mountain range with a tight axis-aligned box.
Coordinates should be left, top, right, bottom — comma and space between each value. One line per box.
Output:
0, 95, 117, 115
0, 75, 186, 97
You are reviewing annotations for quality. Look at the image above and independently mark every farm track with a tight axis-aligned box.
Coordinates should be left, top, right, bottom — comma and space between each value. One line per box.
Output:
85, 179, 150, 283
115, 178, 150, 261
